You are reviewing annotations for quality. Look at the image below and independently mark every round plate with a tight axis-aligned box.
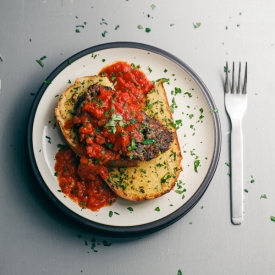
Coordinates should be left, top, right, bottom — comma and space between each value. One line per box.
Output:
26, 42, 221, 237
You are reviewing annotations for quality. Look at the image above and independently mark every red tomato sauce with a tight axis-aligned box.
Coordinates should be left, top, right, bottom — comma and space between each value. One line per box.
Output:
54, 147, 117, 211
55, 61, 154, 211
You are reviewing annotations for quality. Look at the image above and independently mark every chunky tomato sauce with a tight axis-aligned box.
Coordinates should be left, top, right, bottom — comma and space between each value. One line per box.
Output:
54, 147, 117, 211
55, 61, 154, 211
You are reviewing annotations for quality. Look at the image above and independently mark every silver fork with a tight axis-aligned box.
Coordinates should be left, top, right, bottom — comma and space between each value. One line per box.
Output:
225, 61, 248, 225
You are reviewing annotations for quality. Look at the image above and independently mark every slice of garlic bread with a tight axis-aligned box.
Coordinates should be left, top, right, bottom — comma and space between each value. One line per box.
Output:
55, 76, 114, 156
105, 81, 182, 201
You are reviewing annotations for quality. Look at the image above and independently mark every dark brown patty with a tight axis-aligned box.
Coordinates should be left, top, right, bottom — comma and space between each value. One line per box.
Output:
130, 113, 173, 161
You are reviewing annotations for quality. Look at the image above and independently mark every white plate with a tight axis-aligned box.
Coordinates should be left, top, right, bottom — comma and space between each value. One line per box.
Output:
27, 42, 221, 236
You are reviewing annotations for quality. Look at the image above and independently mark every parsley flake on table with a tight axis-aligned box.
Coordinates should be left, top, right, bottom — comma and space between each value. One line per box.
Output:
115, 25, 120, 30
145, 28, 151, 33
102, 30, 108, 37
154, 207, 160, 212
127, 207, 134, 212
44, 80, 51, 85
109, 211, 113, 217
170, 23, 174, 26
75, 29, 80, 33
224, 66, 230, 73
244, 189, 248, 193
103, 240, 112, 246
0, 55, 4, 62
270, 216, 275, 222
225, 162, 230, 167
226, 26, 228, 30
138, 25, 143, 29
260, 194, 267, 199
151, 4, 156, 10
210, 109, 218, 113
148, 66, 152, 73
193, 22, 201, 28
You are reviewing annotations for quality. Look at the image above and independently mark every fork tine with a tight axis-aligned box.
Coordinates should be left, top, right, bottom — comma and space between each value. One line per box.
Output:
237, 62, 241, 94
231, 62, 235, 94
243, 62, 247, 94
225, 61, 229, 93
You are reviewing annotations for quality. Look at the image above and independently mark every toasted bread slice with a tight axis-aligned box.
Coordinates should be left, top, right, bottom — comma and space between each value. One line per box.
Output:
105, 81, 182, 201
55, 76, 182, 201
55, 76, 114, 156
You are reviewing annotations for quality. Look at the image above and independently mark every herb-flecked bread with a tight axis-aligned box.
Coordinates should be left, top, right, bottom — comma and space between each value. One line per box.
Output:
55, 76, 114, 156
55, 76, 182, 201
106, 81, 182, 201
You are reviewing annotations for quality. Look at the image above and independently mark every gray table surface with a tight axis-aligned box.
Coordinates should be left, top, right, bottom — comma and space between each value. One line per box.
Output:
1, 0, 275, 274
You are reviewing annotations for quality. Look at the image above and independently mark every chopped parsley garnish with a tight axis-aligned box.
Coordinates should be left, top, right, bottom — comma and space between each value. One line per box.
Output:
270, 216, 275, 222
142, 139, 156, 145
102, 59, 106, 62
109, 211, 113, 217
164, 69, 168, 73
224, 66, 230, 73
103, 241, 112, 246
105, 114, 123, 133
154, 207, 160, 212
68, 79, 71, 84
193, 22, 201, 28
148, 66, 152, 73
102, 30, 108, 37
36, 60, 44, 67
172, 87, 182, 95
137, 25, 143, 29
156, 77, 170, 83
184, 92, 192, 98
178, 270, 183, 275
57, 144, 67, 151
161, 173, 172, 183
170, 97, 178, 114
127, 207, 134, 212
244, 189, 248, 193
45, 136, 51, 144
151, 4, 156, 10
225, 162, 230, 167
75, 29, 80, 33
260, 194, 267, 199
175, 120, 183, 129
54, 172, 58, 177
115, 25, 120, 30
175, 189, 186, 195
128, 138, 137, 151
0, 55, 3, 62
210, 109, 218, 113
44, 80, 51, 84
251, 179, 255, 183
194, 159, 200, 173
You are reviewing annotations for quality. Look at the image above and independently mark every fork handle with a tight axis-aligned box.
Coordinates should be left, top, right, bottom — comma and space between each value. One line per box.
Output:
231, 120, 243, 225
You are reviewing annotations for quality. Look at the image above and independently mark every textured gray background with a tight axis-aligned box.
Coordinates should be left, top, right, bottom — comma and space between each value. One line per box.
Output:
1, 0, 275, 274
